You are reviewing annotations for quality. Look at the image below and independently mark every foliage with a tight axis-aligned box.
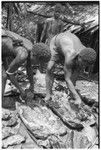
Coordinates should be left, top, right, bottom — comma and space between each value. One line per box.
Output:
2, 2, 98, 44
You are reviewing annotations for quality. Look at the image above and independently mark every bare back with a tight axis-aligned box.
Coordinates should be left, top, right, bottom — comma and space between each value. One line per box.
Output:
51, 31, 86, 59
46, 18, 63, 41
2, 37, 16, 58
2, 30, 33, 52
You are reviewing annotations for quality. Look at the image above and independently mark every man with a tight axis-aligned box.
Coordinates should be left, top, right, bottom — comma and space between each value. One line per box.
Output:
2, 29, 34, 101
2, 29, 50, 102
40, 3, 84, 45
45, 31, 96, 105
40, 4, 64, 45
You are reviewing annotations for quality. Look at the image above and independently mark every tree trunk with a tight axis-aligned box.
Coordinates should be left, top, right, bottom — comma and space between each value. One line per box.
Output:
6, 3, 13, 31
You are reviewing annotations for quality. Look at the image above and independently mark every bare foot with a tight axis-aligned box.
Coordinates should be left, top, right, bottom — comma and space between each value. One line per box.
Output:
25, 89, 34, 99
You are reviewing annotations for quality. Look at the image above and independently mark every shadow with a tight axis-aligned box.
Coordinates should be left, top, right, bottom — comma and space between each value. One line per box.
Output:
2, 95, 21, 111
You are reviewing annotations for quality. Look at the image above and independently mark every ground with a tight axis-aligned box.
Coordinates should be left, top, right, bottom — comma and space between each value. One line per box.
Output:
2, 68, 99, 149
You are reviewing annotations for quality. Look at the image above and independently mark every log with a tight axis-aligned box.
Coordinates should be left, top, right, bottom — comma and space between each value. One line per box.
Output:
27, 10, 52, 18
41, 100, 84, 131
16, 102, 67, 139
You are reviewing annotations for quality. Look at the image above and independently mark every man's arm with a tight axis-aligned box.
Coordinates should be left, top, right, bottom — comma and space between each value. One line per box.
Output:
6, 47, 28, 100
65, 3, 75, 16
2, 29, 23, 43
59, 20, 65, 33
40, 21, 48, 42
64, 61, 82, 105
6, 72, 25, 97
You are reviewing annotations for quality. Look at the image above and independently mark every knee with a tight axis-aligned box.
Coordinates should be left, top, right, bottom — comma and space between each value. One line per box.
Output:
17, 47, 28, 62
20, 50, 28, 62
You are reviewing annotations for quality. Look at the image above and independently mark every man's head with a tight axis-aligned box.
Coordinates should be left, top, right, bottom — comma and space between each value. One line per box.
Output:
54, 3, 62, 19
78, 48, 97, 73
31, 43, 51, 73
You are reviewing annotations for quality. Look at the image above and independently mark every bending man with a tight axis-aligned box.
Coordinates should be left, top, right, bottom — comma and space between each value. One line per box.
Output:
45, 31, 96, 105
2, 29, 34, 101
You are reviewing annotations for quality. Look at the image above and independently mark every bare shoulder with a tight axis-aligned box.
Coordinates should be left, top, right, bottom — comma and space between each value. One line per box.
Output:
6, 30, 33, 51
46, 17, 54, 23
58, 31, 80, 43
57, 32, 72, 43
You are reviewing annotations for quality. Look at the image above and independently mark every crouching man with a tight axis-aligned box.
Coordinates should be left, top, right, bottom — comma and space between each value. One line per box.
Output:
2, 29, 34, 101
45, 31, 96, 105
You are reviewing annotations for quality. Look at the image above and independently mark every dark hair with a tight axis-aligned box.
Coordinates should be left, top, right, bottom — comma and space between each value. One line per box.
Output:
79, 48, 96, 64
32, 42, 51, 62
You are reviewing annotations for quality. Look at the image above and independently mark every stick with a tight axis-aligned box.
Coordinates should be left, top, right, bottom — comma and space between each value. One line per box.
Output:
27, 10, 52, 18
19, 115, 42, 148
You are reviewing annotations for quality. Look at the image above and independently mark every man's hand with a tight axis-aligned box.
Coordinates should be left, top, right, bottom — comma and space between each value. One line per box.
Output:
20, 89, 34, 103
45, 94, 52, 103
25, 89, 34, 99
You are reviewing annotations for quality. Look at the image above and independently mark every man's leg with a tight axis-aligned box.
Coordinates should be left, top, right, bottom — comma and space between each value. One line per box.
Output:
2, 65, 7, 98
26, 52, 34, 93
6, 47, 28, 99
45, 59, 55, 101
2, 30, 23, 43
71, 68, 80, 86
45, 41, 58, 102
